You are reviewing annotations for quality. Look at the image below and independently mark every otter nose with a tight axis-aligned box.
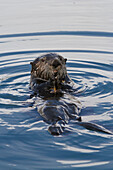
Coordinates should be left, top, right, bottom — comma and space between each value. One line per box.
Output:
52, 59, 61, 68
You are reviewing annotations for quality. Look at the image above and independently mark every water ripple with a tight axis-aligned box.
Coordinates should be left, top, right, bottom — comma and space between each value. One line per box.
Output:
57, 159, 109, 168
0, 49, 113, 57
0, 31, 113, 39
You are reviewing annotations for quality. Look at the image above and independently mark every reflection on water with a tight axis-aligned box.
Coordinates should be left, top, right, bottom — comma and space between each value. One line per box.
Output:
0, 0, 113, 169
57, 160, 109, 168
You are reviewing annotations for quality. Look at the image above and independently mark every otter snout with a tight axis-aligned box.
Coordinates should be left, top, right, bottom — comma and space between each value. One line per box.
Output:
52, 59, 62, 68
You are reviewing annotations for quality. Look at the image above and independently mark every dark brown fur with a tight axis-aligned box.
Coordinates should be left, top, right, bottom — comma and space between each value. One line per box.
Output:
30, 53, 67, 88
30, 53, 73, 96
29, 53, 112, 135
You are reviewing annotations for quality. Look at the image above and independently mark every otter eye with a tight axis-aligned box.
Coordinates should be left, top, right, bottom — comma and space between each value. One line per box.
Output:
41, 58, 45, 62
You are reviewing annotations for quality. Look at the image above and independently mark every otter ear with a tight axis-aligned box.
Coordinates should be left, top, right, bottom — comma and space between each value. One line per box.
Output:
65, 58, 67, 63
30, 62, 34, 72
30, 62, 33, 65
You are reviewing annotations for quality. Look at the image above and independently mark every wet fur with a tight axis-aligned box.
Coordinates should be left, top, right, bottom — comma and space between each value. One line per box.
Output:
30, 53, 113, 135
30, 53, 67, 89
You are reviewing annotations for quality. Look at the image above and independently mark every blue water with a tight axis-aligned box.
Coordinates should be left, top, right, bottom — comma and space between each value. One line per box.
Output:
0, 0, 113, 169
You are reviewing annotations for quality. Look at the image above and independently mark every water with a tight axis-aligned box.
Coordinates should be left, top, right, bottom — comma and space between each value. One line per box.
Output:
0, 0, 113, 169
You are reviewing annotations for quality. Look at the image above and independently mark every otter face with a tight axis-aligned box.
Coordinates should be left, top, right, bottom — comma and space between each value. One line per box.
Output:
30, 53, 67, 84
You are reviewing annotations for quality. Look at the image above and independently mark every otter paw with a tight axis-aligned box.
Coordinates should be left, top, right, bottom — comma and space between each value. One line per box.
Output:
48, 125, 64, 136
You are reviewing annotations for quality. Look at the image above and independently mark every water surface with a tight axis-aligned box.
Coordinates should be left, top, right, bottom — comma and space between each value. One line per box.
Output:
0, 0, 113, 169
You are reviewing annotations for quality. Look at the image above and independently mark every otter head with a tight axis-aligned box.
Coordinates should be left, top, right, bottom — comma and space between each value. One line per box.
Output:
30, 53, 67, 86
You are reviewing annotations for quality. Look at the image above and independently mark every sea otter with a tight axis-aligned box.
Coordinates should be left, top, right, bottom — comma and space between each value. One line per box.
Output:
30, 53, 73, 95
30, 53, 113, 135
